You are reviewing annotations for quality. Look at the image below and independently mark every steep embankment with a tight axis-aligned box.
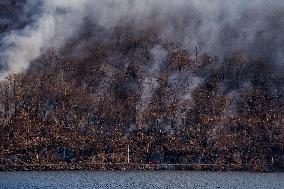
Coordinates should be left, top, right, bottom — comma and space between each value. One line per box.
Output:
0, 0, 284, 171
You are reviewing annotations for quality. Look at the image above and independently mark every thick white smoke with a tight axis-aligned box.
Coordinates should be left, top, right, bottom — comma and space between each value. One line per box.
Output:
0, 0, 283, 76
0, 0, 87, 77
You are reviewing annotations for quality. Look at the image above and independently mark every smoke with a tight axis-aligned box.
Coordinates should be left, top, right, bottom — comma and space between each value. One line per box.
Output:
0, 0, 283, 76
135, 45, 167, 128
0, 0, 87, 77
139, 46, 167, 111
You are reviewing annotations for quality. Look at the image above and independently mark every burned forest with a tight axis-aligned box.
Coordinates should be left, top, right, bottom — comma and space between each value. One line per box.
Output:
0, 0, 284, 171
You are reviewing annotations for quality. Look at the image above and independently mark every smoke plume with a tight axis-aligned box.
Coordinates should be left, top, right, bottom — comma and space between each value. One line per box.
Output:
0, 0, 283, 76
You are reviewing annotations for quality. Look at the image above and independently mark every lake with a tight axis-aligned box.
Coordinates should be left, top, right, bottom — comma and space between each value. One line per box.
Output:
0, 171, 283, 189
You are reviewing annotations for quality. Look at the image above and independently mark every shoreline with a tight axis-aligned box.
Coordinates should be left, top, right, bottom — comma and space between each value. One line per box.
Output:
1, 163, 283, 172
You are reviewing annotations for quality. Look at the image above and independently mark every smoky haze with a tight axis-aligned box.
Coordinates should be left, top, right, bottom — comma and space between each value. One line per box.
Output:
1, 1, 284, 169
0, 0, 283, 76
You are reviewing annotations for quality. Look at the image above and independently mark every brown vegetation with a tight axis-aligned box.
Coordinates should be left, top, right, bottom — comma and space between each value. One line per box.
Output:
0, 25, 284, 171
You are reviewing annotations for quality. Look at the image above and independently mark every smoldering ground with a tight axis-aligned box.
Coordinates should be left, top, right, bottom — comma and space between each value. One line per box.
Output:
1, 1, 284, 167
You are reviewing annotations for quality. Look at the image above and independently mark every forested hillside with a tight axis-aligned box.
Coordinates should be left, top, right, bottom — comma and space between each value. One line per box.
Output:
0, 0, 283, 171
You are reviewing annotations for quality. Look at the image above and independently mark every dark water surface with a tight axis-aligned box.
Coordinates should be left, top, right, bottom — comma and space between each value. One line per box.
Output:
0, 171, 283, 189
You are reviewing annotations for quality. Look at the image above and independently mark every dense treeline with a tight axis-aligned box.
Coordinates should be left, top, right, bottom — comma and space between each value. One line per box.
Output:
0, 25, 284, 171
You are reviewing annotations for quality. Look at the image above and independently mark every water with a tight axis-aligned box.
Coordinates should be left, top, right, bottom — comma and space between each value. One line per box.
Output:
0, 171, 283, 189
